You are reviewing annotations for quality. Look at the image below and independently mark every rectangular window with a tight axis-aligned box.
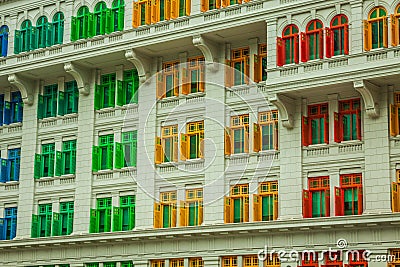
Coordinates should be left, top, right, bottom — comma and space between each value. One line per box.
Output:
86, 264, 100, 267
264, 254, 280, 267
300, 252, 318, 267
156, 125, 178, 164
170, 259, 184, 267
225, 184, 249, 223
10, 91, 23, 123
53, 201, 74, 236
303, 177, 330, 218
228, 114, 249, 154
335, 174, 363, 216
302, 103, 329, 146
90, 198, 112, 233
254, 111, 278, 152
154, 191, 177, 228
35, 143, 56, 178
121, 262, 134, 267
7, 148, 21, 182
1, 207, 17, 240
113, 195, 135, 231
228, 47, 249, 86
254, 44, 267, 83
59, 81, 79, 116
55, 140, 77, 176
92, 134, 114, 171
33, 203, 52, 238
253, 181, 278, 221
132, 0, 151, 27
189, 258, 204, 267
152, 260, 165, 267
222, 256, 237, 267
392, 170, 400, 212
182, 57, 205, 95
157, 61, 180, 99
103, 263, 117, 267
180, 188, 203, 227
95, 73, 116, 110
334, 99, 361, 142
390, 93, 400, 137
121, 131, 137, 167
181, 121, 204, 160
117, 69, 139, 106
38, 84, 58, 119
243, 256, 258, 267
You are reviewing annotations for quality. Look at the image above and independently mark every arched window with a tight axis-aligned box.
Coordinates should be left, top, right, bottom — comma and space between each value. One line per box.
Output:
0, 25, 9, 57
327, 14, 349, 57
112, 0, 124, 32
71, 6, 90, 40
94, 2, 108, 35
364, 6, 387, 50
391, 4, 400, 46
302, 19, 323, 61
15, 20, 32, 54
36, 16, 48, 48
277, 24, 299, 66
52, 12, 64, 45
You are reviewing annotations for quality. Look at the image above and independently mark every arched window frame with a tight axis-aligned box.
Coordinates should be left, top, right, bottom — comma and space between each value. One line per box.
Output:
391, 4, 400, 46
0, 25, 9, 57
15, 20, 32, 54
277, 24, 299, 66
71, 6, 90, 41
94, 1, 110, 35
52, 12, 64, 45
36, 16, 48, 49
364, 6, 388, 51
111, 0, 125, 31
326, 14, 349, 57
302, 19, 324, 62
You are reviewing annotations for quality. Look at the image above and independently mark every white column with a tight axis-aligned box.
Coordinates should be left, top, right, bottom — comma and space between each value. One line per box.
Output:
266, 19, 277, 70
349, 0, 364, 54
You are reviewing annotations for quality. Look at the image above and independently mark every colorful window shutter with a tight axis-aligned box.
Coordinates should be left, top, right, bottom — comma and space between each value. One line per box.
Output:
224, 59, 232, 88
356, 109, 362, 141
300, 32, 307, 62
294, 34, 299, 63
276, 37, 284, 67
181, 67, 189, 95
92, 146, 100, 172
112, 206, 122, 231
334, 112, 342, 142
154, 203, 161, 228
253, 54, 260, 82
392, 182, 400, 212
0, 159, 7, 183
180, 133, 188, 160
325, 27, 332, 58
363, 20, 371, 51
58, 91, 65, 116
357, 187, 363, 215
186, 0, 191, 16
116, 80, 124, 106
324, 114, 329, 144
318, 28, 324, 59
14, 30, 21, 54
383, 16, 388, 48
302, 116, 309, 146
334, 187, 344, 216
34, 154, 42, 179
171, 0, 178, 19
114, 142, 123, 169
302, 189, 311, 218
31, 214, 39, 238
200, 0, 208, 12
52, 212, 61, 236
224, 197, 232, 223
132, 2, 140, 28
224, 127, 231, 155
253, 123, 260, 152
155, 136, 163, 164
156, 71, 166, 99
55, 151, 63, 176
390, 104, 399, 136
253, 194, 261, 221
344, 24, 349, 54
89, 209, 99, 233
392, 14, 399, 47
1, 31, 8, 57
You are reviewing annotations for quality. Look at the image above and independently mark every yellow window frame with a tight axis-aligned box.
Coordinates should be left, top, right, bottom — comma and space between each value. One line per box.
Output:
230, 47, 250, 85
152, 260, 166, 267
243, 255, 258, 267
189, 258, 204, 267
259, 181, 278, 194
183, 56, 205, 94
186, 188, 203, 201
182, 120, 204, 159
222, 256, 238, 267
264, 254, 280, 267
161, 191, 177, 203
170, 259, 184, 267
231, 184, 249, 196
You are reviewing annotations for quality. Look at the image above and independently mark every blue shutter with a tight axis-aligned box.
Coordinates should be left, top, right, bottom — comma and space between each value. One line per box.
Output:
0, 218, 4, 240
4, 101, 11, 125
2, 31, 8, 57
0, 159, 8, 182
16, 101, 23, 123
14, 158, 20, 181
10, 218, 16, 239
0, 95, 4, 126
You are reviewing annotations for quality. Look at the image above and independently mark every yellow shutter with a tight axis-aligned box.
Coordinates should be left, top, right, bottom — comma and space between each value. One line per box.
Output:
132, 2, 140, 28
171, 204, 177, 227
363, 20, 371, 51
390, 104, 399, 137
174, 68, 179, 96
165, 0, 171, 20
244, 126, 249, 153
182, 67, 190, 95
273, 194, 278, 220
253, 194, 260, 221
243, 196, 249, 222
180, 133, 188, 160
383, 16, 388, 48
200, 0, 208, 12
154, 203, 161, 228
198, 201, 203, 225
199, 138, 204, 159
224, 196, 232, 223
391, 14, 399, 47
173, 136, 178, 162
156, 71, 166, 99
146, 0, 152, 25
185, 0, 191, 16
171, 0, 178, 19
151, 0, 159, 23
155, 136, 163, 164
179, 201, 187, 227
244, 56, 250, 85
253, 54, 260, 83
199, 67, 205, 92
253, 123, 260, 152
224, 59, 232, 88
273, 121, 279, 150
221, 0, 229, 8
216, 0, 221, 8
224, 127, 231, 156
392, 182, 399, 212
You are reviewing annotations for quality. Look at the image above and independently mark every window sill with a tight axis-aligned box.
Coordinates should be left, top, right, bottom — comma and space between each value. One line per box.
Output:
183, 158, 204, 164
156, 162, 178, 167
2, 180, 19, 184
93, 169, 115, 175
226, 153, 249, 159
304, 143, 329, 149
337, 140, 363, 145
121, 103, 138, 109
184, 92, 206, 99
95, 107, 117, 113
159, 96, 179, 103
116, 166, 137, 172
258, 149, 279, 155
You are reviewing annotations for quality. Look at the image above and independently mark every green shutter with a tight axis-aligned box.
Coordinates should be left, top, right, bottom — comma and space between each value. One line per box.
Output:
106, 145, 113, 170
31, 214, 39, 238
46, 23, 54, 47
71, 16, 77, 41
116, 80, 124, 106
55, 151, 63, 176
104, 208, 111, 232
83, 13, 89, 38
128, 205, 135, 230
115, 142, 123, 169
67, 212, 74, 235
132, 138, 137, 167
133, 74, 139, 104
72, 89, 79, 113
34, 153, 42, 179
71, 150, 76, 174
89, 209, 98, 233
48, 152, 55, 177
112, 207, 122, 231
29, 26, 36, 51
58, 91, 65, 116
118, 6, 125, 31
94, 84, 102, 110
14, 30, 21, 54
52, 212, 61, 236
92, 146, 100, 172
109, 83, 116, 108
105, 9, 112, 34
45, 214, 52, 237
88, 13, 95, 38
51, 92, 57, 117
37, 95, 44, 119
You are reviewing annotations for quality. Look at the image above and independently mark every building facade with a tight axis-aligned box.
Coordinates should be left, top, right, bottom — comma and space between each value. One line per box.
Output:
0, 0, 400, 266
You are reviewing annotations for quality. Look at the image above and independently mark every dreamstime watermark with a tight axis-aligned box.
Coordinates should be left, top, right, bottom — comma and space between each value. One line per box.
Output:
257, 239, 396, 263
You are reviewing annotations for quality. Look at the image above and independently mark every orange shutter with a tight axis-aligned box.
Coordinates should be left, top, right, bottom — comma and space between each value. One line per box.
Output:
243, 196, 249, 222
302, 190, 311, 218
302, 116, 310, 146
390, 104, 399, 137
363, 20, 371, 51
181, 67, 189, 95
174, 68, 179, 96
253, 194, 261, 221
186, 0, 191, 16
224, 127, 232, 155
173, 136, 178, 162
198, 202, 203, 225
392, 182, 399, 212
216, 0, 221, 8
253, 54, 260, 83
253, 123, 261, 152
224, 197, 232, 223
154, 203, 161, 228
151, 0, 159, 23
273, 195, 278, 220
155, 137, 163, 164
221, 0, 229, 8
179, 201, 187, 226
244, 56, 250, 85
244, 126, 249, 153
383, 16, 388, 48
146, 0, 152, 25
199, 66, 205, 92
171, 204, 177, 227
391, 14, 399, 47
165, 0, 171, 20
199, 138, 204, 158
273, 121, 279, 150
180, 133, 188, 160
200, 0, 208, 12
156, 71, 166, 99
224, 59, 232, 88
132, 2, 140, 28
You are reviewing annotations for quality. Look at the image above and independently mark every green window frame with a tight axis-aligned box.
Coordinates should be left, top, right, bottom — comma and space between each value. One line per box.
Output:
117, 69, 139, 106
99, 134, 114, 170
121, 262, 134, 267
104, 263, 117, 267
34, 143, 55, 179
52, 12, 64, 45
53, 202, 74, 236
90, 198, 112, 233
36, 16, 48, 49
113, 195, 135, 231
111, 0, 125, 32
14, 20, 33, 54
55, 140, 77, 176
59, 80, 79, 116
36, 203, 52, 237
117, 131, 137, 168
38, 84, 58, 119
72, 6, 90, 41
94, 1, 110, 35
86, 264, 100, 267
95, 73, 116, 110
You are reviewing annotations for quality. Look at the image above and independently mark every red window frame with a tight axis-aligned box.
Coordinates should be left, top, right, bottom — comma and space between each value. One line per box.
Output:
299, 252, 318, 267
347, 250, 368, 266
334, 98, 361, 143
303, 176, 330, 218
277, 24, 299, 66
302, 103, 329, 146
301, 19, 324, 62
321, 251, 343, 267
326, 14, 349, 57
335, 174, 363, 216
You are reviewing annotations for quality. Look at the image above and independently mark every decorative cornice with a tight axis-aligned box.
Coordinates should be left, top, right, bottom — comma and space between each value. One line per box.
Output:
7, 73, 34, 105
269, 93, 295, 129
193, 35, 220, 72
125, 49, 151, 83
353, 80, 380, 119
64, 62, 91, 95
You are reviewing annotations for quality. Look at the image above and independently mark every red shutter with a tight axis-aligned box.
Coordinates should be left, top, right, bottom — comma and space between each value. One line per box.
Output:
325, 27, 332, 58
344, 24, 349, 54
302, 116, 309, 146
302, 189, 311, 218
325, 189, 330, 217
356, 109, 362, 141
334, 112, 342, 143
294, 34, 299, 63
301, 32, 308, 62
357, 186, 363, 215
324, 114, 329, 144
334, 187, 344, 216
319, 28, 324, 59
276, 37, 284, 67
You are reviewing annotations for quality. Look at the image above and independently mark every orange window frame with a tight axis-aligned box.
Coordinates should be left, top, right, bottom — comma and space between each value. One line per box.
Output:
255, 110, 278, 151
152, 260, 166, 267
392, 5, 400, 46
365, 6, 388, 50
390, 93, 400, 136
189, 258, 204, 267
243, 255, 258, 267
183, 56, 205, 94
170, 259, 184, 267
264, 254, 280, 267
230, 47, 250, 86
253, 181, 278, 222
157, 61, 180, 99
161, 124, 178, 163
222, 256, 238, 267
302, 103, 329, 146
230, 114, 249, 154
335, 174, 363, 216
254, 44, 267, 82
